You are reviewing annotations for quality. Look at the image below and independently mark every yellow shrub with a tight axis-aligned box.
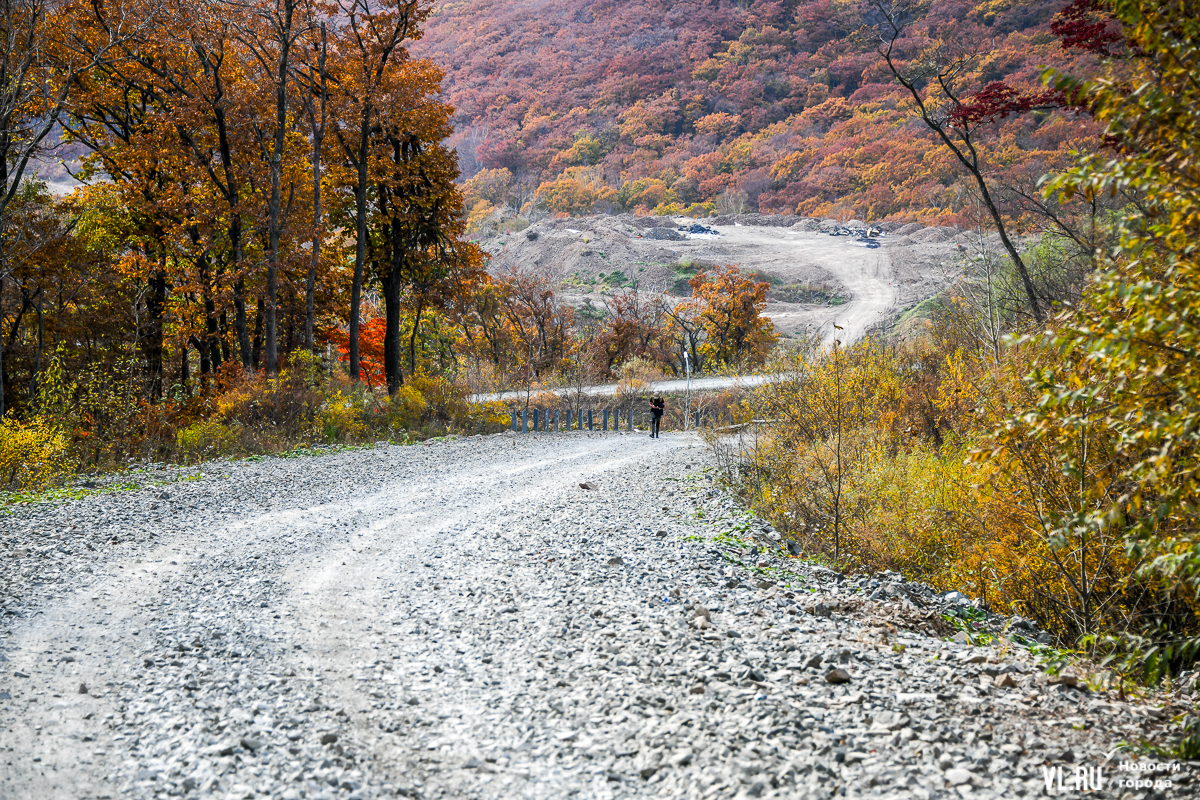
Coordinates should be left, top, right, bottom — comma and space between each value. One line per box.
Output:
0, 416, 71, 492
409, 372, 470, 422
215, 386, 255, 420
385, 383, 428, 431
213, 353, 323, 437
316, 390, 368, 442
281, 349, 324, 389
849, 440, 981, 585
471, 400, 512, 431
176, 419, 241, 460
378, 373, 476, 434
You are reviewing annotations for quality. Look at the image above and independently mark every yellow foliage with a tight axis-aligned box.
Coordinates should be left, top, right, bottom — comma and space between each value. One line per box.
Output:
315, 389, 369, 443
385, 383, 428, 431
176, 419, 241, 461
747, 338, 901, 567
850, 439, 981, 583
739, 336, 1157, 643
0, 415, 72, 492
538, 167, 617, 216
472, 401, 512, 430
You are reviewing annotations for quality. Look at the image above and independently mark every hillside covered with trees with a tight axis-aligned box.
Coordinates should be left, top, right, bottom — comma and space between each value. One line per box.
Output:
415, 0, 1103, 225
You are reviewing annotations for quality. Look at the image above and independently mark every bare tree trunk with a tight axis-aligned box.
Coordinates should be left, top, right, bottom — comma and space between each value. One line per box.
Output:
262, 0, 297, 376
305, 168, 321, 351
191, 334, 211, 393
970, 173, 1042, 323
252, 296, 264, 370
234, 277, 252, 369
230, 213, 250, 370
181, 340, 191, 396
382, 265, 404, 395
870, 1, 1043, 322
348, 115, 369, 382
300, 20, 328, 352
409, 297, 425, 378
144, 268, 167, 400
30, 288, 44, 402
202, 279, 222, 378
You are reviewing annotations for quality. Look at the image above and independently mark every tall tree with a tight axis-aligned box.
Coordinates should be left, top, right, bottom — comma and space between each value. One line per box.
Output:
238, 0, 306, 374
0, 0, 148, 414
329, 0, 424, 382
372, 58, 482, 393
293, 3, 330, 351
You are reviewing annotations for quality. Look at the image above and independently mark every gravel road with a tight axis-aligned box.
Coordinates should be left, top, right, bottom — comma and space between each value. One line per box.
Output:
2, 434, 1195, 799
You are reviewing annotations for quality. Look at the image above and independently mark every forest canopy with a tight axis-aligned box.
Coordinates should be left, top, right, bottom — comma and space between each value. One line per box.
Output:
414, 0, 1104, 225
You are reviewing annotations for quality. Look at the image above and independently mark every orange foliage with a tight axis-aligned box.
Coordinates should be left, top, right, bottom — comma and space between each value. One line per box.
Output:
329, 319, 387, 388
689, 266, 778, 369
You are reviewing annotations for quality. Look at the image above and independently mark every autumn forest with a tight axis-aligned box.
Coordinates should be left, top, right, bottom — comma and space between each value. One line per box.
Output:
422, 0, 1106, 226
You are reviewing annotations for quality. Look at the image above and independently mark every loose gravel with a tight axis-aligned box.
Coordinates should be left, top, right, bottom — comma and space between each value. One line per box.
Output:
1, 432, 1196, 799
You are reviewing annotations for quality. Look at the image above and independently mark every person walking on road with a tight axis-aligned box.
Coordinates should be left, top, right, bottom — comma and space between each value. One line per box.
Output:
650, 396, 665, 438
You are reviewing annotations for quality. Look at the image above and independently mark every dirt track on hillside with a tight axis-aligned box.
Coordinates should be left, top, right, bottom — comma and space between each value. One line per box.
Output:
477, 215, 963, 343
696, 226, 897, 344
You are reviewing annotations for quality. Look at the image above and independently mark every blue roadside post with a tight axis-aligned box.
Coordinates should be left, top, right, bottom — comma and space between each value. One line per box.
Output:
603, 409, 609, 431
532, 408, 539, 433
587, 409, 594, 430
522, 408, 528, 434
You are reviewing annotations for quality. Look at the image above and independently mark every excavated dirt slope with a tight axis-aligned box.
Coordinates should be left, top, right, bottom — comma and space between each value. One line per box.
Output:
476, 214, 977, 342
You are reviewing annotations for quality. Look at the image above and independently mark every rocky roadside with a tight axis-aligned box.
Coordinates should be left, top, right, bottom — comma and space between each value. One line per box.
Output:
1, 432, 1196, 800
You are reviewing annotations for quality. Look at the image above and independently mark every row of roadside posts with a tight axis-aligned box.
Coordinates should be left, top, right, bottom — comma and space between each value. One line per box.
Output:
510, 407, 706, 433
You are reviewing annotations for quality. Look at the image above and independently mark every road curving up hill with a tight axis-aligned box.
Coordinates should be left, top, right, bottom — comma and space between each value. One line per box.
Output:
1, 434, 1193, 799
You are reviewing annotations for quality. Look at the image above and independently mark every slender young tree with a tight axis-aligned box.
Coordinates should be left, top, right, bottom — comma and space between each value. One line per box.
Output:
866, 0, 1054, 322
237, 0, 307, 374
293, 4, 330, 351
371, 57, 483, 393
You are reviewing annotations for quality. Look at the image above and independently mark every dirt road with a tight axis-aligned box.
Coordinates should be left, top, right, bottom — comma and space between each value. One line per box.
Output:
699, 225, 896, 344
1, 435, 1188, 799
479, 214, 957, 344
